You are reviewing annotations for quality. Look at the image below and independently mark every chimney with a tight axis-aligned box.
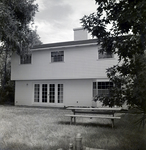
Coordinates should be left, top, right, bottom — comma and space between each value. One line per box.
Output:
73, 27, 89, 41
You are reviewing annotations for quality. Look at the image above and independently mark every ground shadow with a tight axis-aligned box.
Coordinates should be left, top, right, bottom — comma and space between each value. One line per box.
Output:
58, 120, 113, 128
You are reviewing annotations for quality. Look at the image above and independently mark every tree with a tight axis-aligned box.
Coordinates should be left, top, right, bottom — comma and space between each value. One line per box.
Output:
0, 0, 41, 104
0, 29, 42, 104
81, 0, 146, 126
0, 49, 14, 104
0, 0, 38, 54
29, 29, 43, 46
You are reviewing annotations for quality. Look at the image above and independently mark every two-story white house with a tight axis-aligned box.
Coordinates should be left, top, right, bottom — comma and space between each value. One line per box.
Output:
11, 28, 118, 108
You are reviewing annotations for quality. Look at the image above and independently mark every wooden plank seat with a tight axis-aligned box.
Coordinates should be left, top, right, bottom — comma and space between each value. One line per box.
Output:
65, 114, 121, 128
71, 110, 114, 115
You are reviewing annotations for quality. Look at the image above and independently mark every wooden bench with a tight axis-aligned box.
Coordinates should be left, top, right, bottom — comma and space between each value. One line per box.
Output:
65, 114, 121, 128
70, 110, 115, 115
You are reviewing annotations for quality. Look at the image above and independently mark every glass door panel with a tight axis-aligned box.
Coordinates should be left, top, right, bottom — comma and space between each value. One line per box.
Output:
42, 84, 48, 103
34, 84, 40, 102
58, 84, 63, 103
34, 83, 64, 104
49, 84, 55, 103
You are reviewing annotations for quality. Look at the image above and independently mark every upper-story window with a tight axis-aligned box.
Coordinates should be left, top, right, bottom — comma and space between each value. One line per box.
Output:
98, 51, 113, 59
51, 51, 64, 62
20, 54, 32, 64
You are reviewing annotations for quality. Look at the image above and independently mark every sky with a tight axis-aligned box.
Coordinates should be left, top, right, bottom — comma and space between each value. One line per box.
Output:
34, 0, 97, 44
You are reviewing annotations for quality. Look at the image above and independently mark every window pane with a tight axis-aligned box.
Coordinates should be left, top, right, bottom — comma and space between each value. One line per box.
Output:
93, 82, 113, 97
42, 84, 47, 103
20, 54, 32, 64
93, 82, 96, 89
93, 82, 98, 97
58, 84, 63, 103
98, 89, 109, 96
51, 51, 64, 62
34, 84, 40, 102
98, 51, 113, 59
98, 82, 102, 89
49, 84, 55, 103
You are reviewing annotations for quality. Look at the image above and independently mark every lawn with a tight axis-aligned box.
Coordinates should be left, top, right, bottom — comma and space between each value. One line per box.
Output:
0, 106, 145, 150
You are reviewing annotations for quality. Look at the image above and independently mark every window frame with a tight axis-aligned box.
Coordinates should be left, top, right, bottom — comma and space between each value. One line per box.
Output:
98, 51, 113, 59
33, 83, 64, 104
34, 84, 40, 102
20, 53, 32, 64
93, 81, 113, 97
51, 51, 64, 62
49, 84, 55, 103
42, 84, 48, 103
58, 84, 63, 103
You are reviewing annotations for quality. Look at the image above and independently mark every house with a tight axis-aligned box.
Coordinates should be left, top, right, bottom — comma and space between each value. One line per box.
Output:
11, 28, 118, 107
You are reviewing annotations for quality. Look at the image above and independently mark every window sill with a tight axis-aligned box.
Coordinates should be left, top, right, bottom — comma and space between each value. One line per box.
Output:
19, 63, 32, 65
50, 61, 65, 64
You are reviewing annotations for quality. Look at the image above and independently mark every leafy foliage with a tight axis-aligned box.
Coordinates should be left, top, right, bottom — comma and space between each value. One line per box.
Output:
0, 0, 41, 104
0, 50, 14, 104
0, 0, 38, 54
81, 0, 146, 117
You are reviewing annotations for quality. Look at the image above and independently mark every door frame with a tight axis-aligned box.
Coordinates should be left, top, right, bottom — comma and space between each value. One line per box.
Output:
33, 82, 64, 106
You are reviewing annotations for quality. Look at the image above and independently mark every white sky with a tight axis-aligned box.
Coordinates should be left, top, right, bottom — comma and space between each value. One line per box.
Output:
34, 0, 97, 44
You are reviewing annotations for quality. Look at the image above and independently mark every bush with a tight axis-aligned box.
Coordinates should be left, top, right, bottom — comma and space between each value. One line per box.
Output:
0, 81, 14, 105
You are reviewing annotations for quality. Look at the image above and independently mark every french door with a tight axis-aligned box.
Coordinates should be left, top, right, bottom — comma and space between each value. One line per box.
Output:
34, 83, 63, 104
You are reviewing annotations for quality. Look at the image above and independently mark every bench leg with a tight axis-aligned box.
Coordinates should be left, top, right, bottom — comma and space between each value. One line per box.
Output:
111, 119, 114, 128
70, 117, 73, 125
74, 117, 76, 124
70, 117, 76, 125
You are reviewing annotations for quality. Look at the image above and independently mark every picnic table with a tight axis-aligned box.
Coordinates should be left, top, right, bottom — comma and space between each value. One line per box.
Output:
65, 107, 122, 128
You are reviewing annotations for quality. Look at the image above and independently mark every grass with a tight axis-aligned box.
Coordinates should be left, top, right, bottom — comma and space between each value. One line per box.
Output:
0, 106, 146, 150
